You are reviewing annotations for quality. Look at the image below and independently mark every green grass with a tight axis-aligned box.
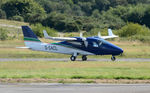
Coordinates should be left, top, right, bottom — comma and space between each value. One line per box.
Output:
0, 19, 28, 26
0, 61, 150, 80
0, 19, 29, 40
112, 41, 150, 58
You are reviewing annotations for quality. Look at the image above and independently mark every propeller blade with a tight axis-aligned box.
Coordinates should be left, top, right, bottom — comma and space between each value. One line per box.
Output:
80, 32, 83, 37
79, 31, 88, 47
83, 40, 88, 47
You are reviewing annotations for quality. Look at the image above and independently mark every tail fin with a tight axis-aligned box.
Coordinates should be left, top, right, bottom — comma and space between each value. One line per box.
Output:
108, 29, 118, 37
108, 29, 114, 36
22, 26, 41, 42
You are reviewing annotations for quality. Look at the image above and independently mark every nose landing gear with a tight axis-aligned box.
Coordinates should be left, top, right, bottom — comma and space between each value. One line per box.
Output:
111, 56, 116, 61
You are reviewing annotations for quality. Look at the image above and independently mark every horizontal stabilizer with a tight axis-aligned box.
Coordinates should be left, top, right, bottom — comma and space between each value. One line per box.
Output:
100, 29, 118, 39
43, 30, 77, 41
16, 47, 30, 49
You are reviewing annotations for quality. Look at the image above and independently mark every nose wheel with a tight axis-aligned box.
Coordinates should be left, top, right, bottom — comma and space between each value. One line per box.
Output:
70, 56, 76, 61
111, 56, 116, 61
82, 55, 87, 61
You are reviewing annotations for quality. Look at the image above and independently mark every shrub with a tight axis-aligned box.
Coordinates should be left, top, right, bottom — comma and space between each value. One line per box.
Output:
31, 23, 57, 38
0, 9, 6, 19
10, 16, 24, 22
0, 28, 8, 40
118, 23, 150, 37
130, 35, 150, 43
85, 28, 109, 37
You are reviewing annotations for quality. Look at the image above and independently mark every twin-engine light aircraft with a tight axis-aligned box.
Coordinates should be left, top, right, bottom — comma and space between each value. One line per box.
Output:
20, 26, 123, 61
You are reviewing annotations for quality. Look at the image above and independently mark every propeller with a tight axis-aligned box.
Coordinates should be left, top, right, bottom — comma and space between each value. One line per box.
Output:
80, 32, 88, 47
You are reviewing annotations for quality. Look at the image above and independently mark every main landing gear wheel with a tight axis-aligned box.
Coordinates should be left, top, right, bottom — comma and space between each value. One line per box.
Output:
82, 55, 87, 61
111, 56, 116, 61
70, 56, 76, 61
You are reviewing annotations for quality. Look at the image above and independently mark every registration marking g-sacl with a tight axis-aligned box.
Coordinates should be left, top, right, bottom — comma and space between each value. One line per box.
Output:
45, 45, 58, 51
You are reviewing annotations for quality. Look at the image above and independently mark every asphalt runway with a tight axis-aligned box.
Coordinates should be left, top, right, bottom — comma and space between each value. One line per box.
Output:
0, 58, 150, 62
0, 83, 150, 93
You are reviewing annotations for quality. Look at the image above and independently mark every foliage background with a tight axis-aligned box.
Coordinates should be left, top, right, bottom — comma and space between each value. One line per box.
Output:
0, 0, 150, 41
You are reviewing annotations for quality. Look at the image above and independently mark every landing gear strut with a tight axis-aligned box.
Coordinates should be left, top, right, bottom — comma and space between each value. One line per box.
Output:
111, 56, 116, 61
70, 56, 76, 61
82, 55, 87, 61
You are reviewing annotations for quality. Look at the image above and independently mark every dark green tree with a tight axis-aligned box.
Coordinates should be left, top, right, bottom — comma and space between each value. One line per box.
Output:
126, 4, 147, 24
2, 0, 46, 23
0, 9, 6, 19
143, 7, 150, 28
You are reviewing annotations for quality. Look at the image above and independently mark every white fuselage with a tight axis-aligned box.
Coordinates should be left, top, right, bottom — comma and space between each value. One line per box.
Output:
25, 41, 94, 55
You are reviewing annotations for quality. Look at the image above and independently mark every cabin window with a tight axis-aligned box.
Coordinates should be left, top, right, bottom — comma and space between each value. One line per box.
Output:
93, 42, 98, 47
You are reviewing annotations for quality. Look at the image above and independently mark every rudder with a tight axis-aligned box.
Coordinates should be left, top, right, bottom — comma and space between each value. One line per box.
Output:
22, 26, 41, 42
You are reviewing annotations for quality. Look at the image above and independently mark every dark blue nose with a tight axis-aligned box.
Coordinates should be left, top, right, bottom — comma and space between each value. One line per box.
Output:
117, 47, 123, 54
112, 46, 123, 55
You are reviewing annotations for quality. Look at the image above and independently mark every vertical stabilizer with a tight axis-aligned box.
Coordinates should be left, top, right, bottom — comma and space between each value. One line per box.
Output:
22, 26, 41, 42
22, 26, 41, 48
108, 29, 114, 36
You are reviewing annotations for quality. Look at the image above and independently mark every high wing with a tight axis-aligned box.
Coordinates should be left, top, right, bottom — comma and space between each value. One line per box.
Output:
43, 30, 77, 41
98, 29, 118, 39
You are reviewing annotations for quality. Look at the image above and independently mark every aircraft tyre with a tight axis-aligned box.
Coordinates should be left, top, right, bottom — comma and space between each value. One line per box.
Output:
70, 56, 76, 61
82, 55, 87, 61
111, 56, 116, 61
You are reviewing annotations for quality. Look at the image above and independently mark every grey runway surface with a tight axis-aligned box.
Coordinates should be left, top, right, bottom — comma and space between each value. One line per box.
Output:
0, 83, 150, 93
0, 58, 150, 62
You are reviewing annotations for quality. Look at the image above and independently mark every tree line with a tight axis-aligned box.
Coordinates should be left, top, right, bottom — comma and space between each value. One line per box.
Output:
0, 0, 150, 35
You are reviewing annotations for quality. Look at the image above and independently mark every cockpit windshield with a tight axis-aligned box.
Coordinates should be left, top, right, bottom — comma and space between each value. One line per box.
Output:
92, 40, 103, 47
97, 38, 112, 46
98, 40, 102, 46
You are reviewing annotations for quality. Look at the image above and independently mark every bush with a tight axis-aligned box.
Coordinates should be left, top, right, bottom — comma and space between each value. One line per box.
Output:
118, 23, 150, 37
84, 28, 109, 37
0, 9, 6, 19
10, 16, 24, 22
31, 23, 57, 38
130, 35, 150, 43
0, 28, 8, 40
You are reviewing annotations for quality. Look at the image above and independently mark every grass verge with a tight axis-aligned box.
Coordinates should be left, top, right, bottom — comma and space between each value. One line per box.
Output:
0, 61, 150, 81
